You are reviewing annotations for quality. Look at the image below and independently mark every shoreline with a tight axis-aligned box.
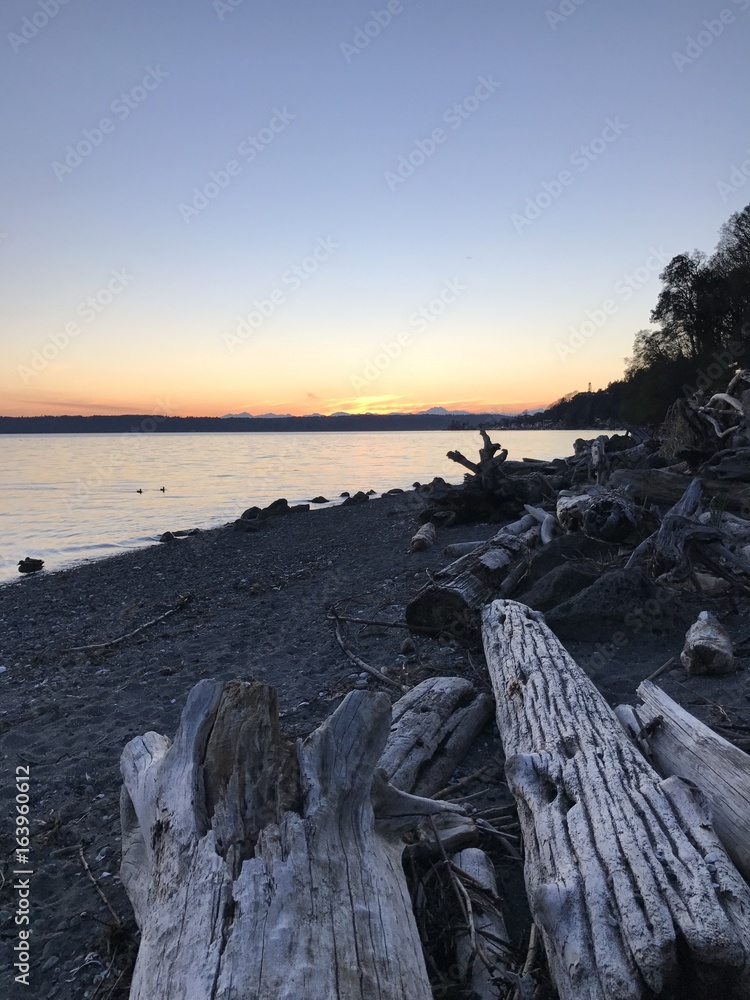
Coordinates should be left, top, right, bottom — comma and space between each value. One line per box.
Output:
1, 479, 748, 997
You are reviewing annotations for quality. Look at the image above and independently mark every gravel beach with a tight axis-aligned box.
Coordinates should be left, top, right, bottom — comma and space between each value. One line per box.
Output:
2, 488, 749, 998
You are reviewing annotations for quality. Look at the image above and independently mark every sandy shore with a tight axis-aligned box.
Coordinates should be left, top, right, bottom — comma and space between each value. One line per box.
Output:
1, 488, 749, 998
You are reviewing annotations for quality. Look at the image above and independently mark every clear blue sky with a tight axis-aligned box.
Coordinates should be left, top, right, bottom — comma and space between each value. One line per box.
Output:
1, 0, 749, 416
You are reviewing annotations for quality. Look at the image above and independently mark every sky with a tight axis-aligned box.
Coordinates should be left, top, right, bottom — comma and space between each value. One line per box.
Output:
1, 0, 749, 418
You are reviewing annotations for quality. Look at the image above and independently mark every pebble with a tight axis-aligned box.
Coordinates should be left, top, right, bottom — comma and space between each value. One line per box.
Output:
41, 955, 60, 972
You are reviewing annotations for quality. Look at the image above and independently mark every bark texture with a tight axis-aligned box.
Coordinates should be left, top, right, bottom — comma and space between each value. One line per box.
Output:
120, 679, 466, 1000
481, 600, 750, 1000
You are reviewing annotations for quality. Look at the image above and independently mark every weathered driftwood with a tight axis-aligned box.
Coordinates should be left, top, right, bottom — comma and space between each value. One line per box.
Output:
452, 847, 513, 999
524, 503, 558, 545
626, 478, 750, 592
447, 427, 509, 492
120, 680, 468, 1000
444, 539, 485, 558
482, 599, 750, 1000
406, 515, 539, 634
681, 610, 735, 675
380, 676, 494, 797
608, 467, 750, 513
616, 680, 750, 883
410, 522, 436, 552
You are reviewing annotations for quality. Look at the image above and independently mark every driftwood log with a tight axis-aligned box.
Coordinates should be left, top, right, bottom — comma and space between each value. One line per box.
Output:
482, 599, 750, 1000
406, 514, 540, 634
379, 675, 493, 796
120, 679, 474, 1000
608, 466, 750, 514
615, 680, 750, 883
626, 477, 750, 592
452, 847, 513, 999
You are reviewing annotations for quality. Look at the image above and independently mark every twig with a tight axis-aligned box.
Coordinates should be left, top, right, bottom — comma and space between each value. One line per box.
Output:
329, 611, 408, 692
646, 656, 676, 682
78, 844, 122, 926
327, 610, 435, 633
90, 952, 118, 1000
103, 969, 126, 1000
432, 765, 490, 800
66, 594, 193, 652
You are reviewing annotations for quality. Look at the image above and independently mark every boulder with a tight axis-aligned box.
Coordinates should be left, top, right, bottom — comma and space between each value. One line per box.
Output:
341, 491, 369, 506
309, 496, 329, 504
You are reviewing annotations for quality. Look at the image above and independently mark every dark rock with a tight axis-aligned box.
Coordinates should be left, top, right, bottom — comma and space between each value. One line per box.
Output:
340, 491, 350, 498
367, 489, 376, 495
288, 504, 310, 513
241, 506, 262, 520
545, 568, 683, 639
234, 518, 264, 533
258, 498, 290, 519
517, 563, 601, 613
309, 496, 329, 504
384, 488, 404, 495
159, 531, 177, 543
341, 491, 369, 506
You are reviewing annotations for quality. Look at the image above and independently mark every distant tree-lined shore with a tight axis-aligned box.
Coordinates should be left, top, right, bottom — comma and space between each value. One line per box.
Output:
548, 203, 750, 428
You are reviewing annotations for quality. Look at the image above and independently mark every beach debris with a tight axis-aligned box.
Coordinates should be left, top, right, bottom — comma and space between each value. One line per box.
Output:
410, 522, 436, 552
406, 513, 540, 635
452, 847, 514, 1000
64, 594, 193, 652
119, 679, 475, 1000
483, 599, 750, 1000
616, 680, 750, 882
680, 610, 735, 675
18, 557, 44, 574
327, 608, 408, 692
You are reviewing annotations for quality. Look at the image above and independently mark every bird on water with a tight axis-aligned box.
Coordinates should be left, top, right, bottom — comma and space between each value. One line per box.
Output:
18, 558, 44, 574
136, 488, 143, 494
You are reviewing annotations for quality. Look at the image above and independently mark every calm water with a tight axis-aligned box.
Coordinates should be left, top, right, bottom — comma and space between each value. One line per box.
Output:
0, 430, 587, 583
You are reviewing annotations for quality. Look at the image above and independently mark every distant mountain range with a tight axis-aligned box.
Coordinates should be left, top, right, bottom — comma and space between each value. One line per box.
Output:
221, 406, 498, 419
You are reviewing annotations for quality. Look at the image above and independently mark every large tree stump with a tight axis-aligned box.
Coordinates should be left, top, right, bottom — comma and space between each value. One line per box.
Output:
120, 680, 467, 1000
616, 680, 750, 883
481, 600, 750, 1000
